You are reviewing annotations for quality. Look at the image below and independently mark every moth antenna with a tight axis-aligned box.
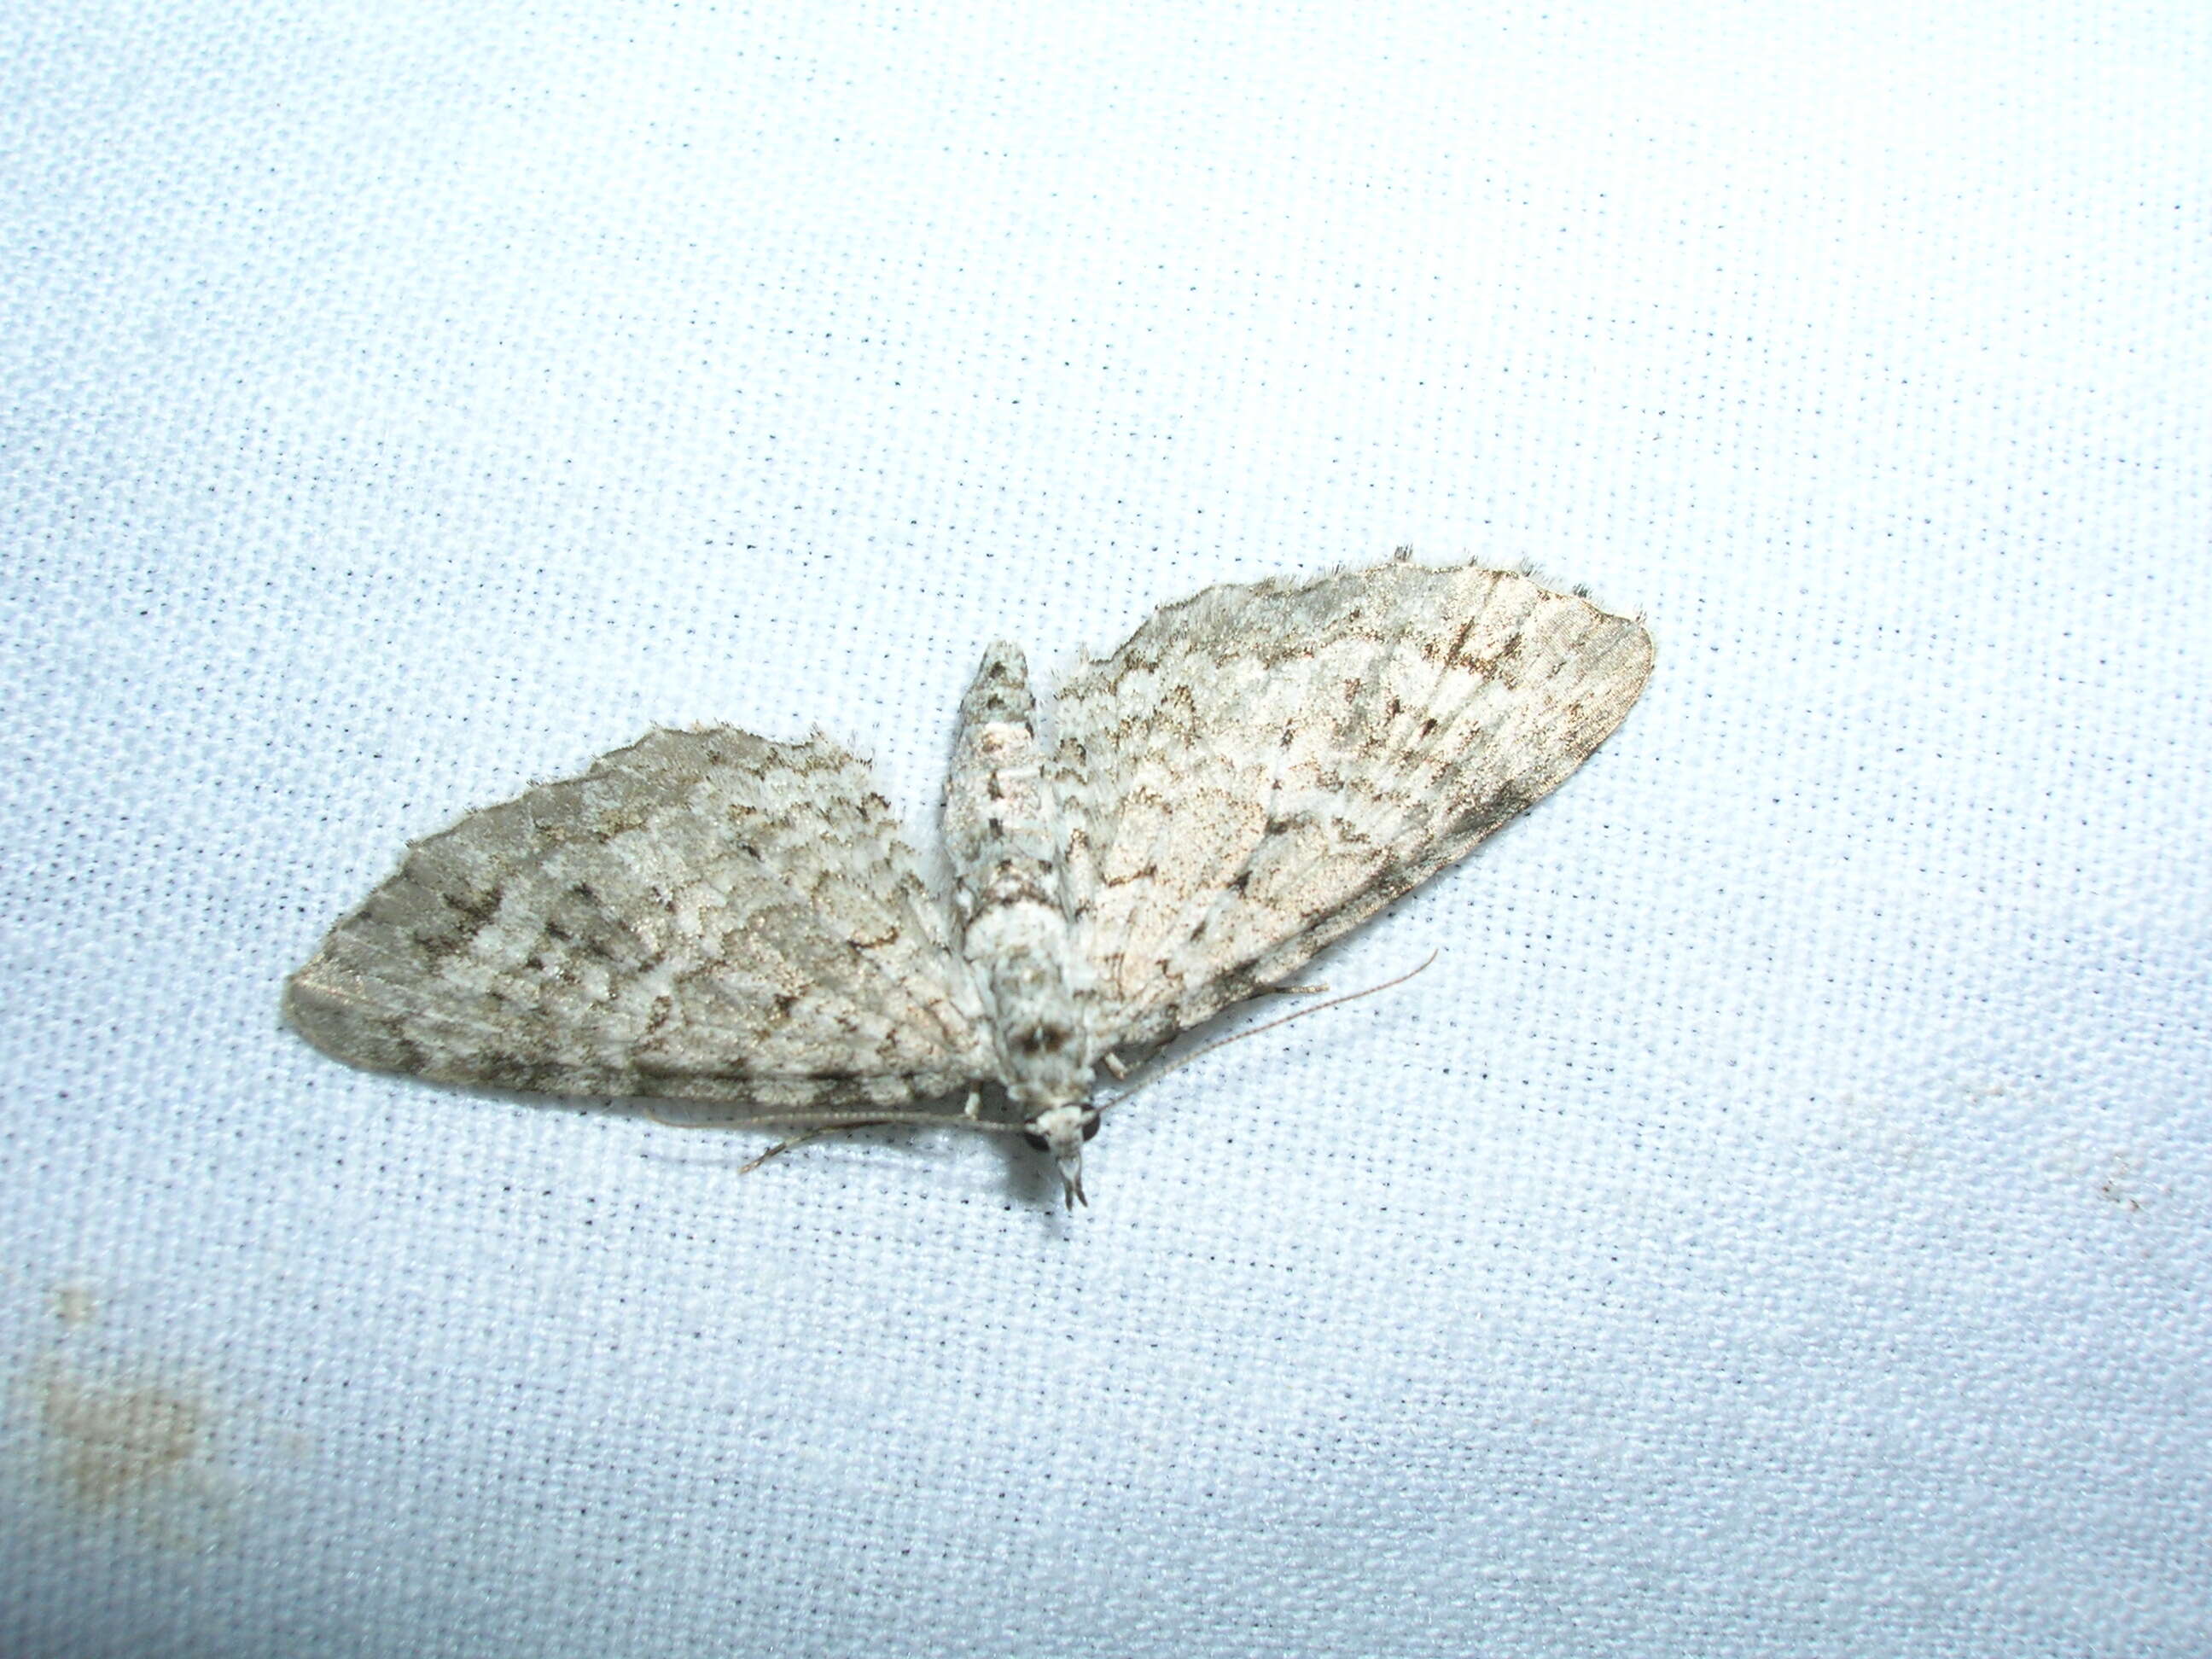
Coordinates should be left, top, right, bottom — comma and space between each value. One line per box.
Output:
1097, 952, 1439, 1115
643, 1104, 1029, 1162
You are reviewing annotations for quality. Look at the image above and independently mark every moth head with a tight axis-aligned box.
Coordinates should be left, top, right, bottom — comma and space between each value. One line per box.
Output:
1022, 1103, 1101, 1208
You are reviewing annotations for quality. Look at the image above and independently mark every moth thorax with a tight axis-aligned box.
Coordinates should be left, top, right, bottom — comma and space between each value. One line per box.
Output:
997, 1001, 1091, 1110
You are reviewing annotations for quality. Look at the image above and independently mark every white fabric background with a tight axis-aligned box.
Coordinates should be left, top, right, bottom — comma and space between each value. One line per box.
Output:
3, 3, 2206, 1655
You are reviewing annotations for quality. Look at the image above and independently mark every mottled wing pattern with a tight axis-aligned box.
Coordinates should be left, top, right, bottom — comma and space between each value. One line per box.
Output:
285, 728, 995, 1109
1051, 560, 1654, 1056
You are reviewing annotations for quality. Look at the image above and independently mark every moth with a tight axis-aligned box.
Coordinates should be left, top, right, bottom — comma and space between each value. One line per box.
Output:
286, 554, 1654, 1204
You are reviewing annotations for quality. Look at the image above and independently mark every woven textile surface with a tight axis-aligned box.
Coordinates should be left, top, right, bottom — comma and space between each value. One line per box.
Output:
3, 4, 2205, 1655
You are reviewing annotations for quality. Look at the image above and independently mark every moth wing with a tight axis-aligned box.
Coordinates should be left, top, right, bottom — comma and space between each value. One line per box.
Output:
1051, 559, 1654, 1055
285, 728, 997, 1110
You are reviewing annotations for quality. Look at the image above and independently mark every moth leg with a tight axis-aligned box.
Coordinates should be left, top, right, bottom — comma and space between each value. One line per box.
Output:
739, 1121, 903, 1174
1099, 1053, 1130, 1080
642, 1107, 909, 1171
1259, 981, 1329, 996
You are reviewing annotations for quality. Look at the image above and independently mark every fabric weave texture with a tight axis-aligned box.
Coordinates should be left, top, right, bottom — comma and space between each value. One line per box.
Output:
1, 3, 2205, 1655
